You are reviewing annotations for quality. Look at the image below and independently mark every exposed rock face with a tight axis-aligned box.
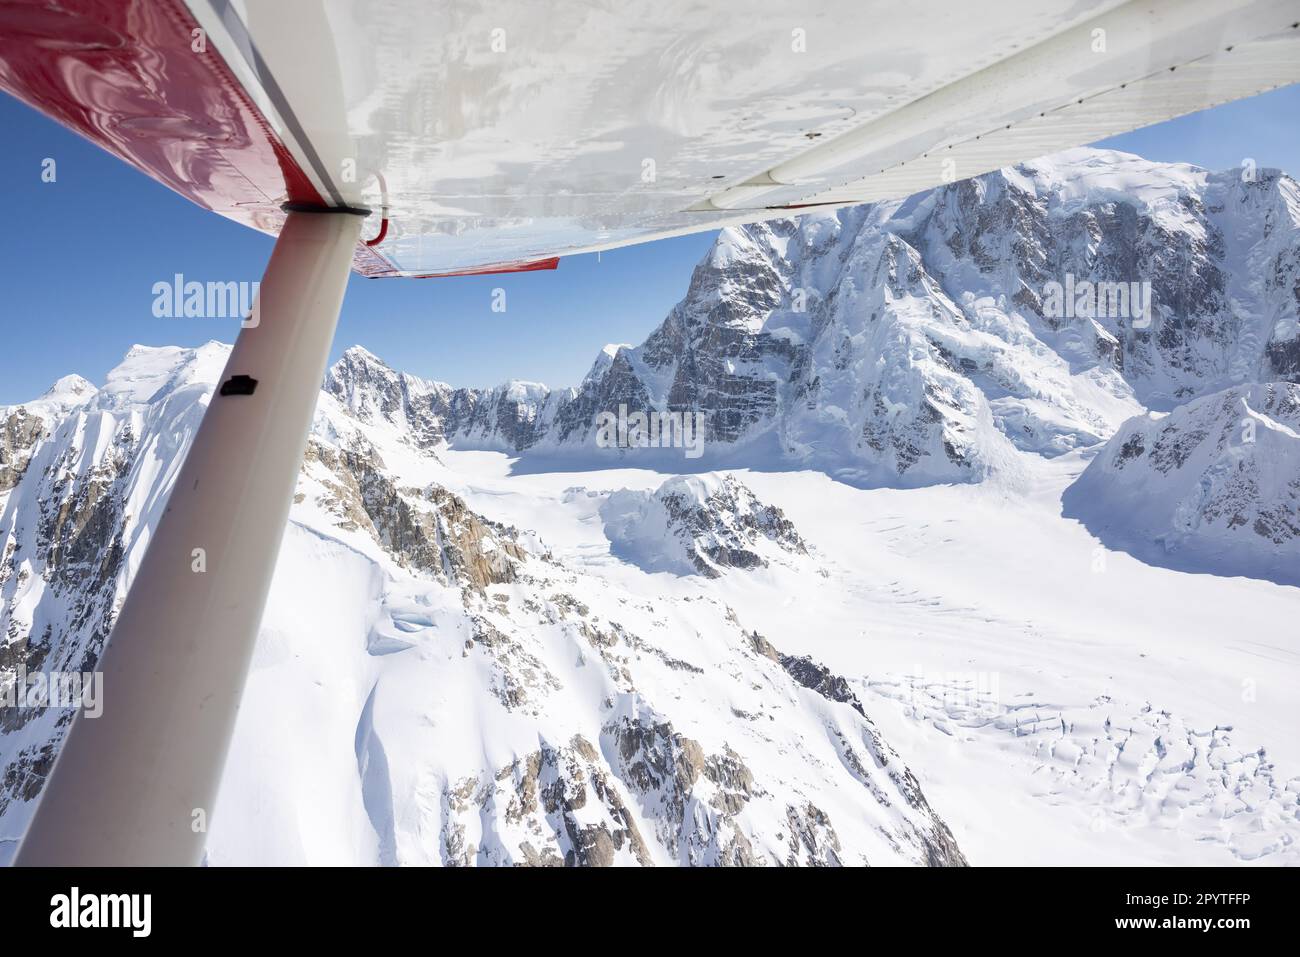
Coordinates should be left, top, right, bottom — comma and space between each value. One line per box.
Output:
778, 650, 868, 716
303, 439, 526, 589
1064, 382, 1300, 586
0, 360, 188, 822
324, 345, 568, 453
1, 344, 966, 867
600, 473, 807, 577
323, 346, 449, 450
751, 632, 966, 866
0, 376, 95, 493
0, 410, 45, 493
442, 736, 653, 867
324, 148, 1300, 487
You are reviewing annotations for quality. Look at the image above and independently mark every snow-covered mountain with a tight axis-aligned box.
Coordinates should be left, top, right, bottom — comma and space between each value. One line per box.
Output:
1064, 382, 1300, 586
0, 345, 230, 851
0, 344, 964, 866
600, 474, 807, 578
328, 148, 1300, 487
3, 147, 1299, 866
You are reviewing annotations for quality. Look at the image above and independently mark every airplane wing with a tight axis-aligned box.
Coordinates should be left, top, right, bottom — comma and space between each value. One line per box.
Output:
3, 0, 1298, 277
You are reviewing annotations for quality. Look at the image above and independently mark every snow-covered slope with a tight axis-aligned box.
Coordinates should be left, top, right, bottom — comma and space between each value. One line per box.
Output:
0, 344, 964, 866
1064, 382, 1300, 585
326, 148, 1300, 487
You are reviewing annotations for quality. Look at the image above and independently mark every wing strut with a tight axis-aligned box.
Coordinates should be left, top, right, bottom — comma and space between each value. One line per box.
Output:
15, 208, 364, 866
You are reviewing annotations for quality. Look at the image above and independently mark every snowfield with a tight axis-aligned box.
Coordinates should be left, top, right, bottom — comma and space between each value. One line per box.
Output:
433, 448, 1300, 866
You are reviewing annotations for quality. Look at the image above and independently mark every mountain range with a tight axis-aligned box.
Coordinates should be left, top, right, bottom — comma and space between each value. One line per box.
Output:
2, 147, 1298, 865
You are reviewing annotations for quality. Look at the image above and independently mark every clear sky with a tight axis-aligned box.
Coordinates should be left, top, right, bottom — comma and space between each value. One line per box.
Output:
2, 84, 1298, 405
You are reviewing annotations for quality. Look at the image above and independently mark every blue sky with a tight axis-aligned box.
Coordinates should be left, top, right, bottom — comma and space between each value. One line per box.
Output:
1, 84, 1298, 405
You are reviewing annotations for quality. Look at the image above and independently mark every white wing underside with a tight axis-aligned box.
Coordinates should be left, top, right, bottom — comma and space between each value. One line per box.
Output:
187, 0, 1300, 274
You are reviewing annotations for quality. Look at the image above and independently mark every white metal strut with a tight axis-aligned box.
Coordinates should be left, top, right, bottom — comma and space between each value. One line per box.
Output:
15, 209, 363, 866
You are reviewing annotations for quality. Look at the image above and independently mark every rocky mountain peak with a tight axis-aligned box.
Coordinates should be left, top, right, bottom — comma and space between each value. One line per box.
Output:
600, 473, 807, 578
41, 375, 96, 403
1064, 381, 1300, 585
